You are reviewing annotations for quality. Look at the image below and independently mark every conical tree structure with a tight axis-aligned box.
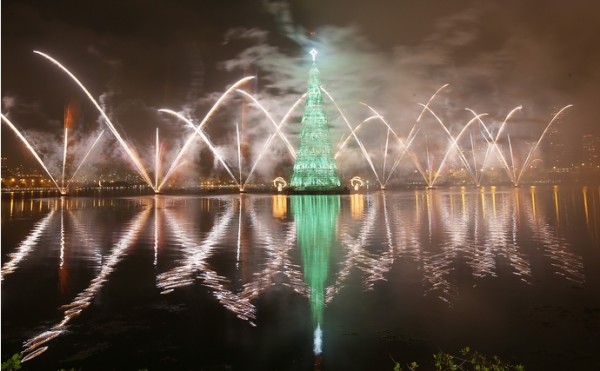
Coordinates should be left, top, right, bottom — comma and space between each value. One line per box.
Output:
290, 58, 341, 191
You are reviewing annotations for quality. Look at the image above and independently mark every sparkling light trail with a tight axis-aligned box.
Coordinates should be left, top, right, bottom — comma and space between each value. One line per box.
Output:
33, 51, 156, 191
359, 102, 409, 185
242, 94, 305, 188
66, 130, 105, 188
418, 104, 479, 187
235, 89, 297, 158
383, 127, 390, 182
430, 112, 488, 186
1, 114, 62, 191
516, 104, 573, 184
6, 52, 575, 191
61, 127, 68, 192
334, 115, 379, 155
237, 123, 243, 188
385, 84, 449, 185
158, 109, 240, 187
2, 114, 104, 194
155, 128, 160, 190
321, 88, 382, 187
470, 106, 522, 186
358, 102, 424, 187
157, 76, 254, 191
416, 84, 450, 123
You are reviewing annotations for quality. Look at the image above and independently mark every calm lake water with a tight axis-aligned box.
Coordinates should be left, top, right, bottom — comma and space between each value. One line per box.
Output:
2, 186, 600, 370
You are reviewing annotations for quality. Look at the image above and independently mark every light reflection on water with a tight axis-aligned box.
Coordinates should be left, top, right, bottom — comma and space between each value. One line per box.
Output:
1, 186, 599, 369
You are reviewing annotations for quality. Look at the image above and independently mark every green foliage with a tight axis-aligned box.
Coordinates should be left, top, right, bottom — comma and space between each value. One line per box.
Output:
392, 347, 525, 371
1, 353, 22, 371
390, 354, 419, 371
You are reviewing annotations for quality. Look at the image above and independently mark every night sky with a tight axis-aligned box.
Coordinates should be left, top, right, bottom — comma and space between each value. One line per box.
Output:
2, 0, 600, 180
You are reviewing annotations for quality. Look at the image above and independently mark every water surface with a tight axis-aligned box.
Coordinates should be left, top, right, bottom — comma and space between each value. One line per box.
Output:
2, 186, 600, 370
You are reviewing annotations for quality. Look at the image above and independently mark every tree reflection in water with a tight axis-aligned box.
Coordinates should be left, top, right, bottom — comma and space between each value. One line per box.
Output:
1, 186, 595, 365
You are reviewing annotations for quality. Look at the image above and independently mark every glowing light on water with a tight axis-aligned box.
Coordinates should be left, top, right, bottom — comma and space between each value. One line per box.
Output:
314, 324, 323, 355
272, 194, 288, 218
21, 206, 152, 362
2, 188, 587, 363
237, 199, 305, 302
1, 114, 62, 191
327, 193, 392, 300
34, 51, 156, 191
1, 210, 56, 281
293, 196, 338, 340
157, 203, 257, 322
237, 197, 243, 265
350, 193, 365, 218
21, 346, 49, 363
60, 203, 65, 268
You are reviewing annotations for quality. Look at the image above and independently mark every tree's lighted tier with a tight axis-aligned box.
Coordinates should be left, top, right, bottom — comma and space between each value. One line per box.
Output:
290, 60, 341, 190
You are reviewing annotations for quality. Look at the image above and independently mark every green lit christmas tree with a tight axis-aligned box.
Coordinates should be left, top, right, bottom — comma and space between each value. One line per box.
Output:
290, 49, 341, 191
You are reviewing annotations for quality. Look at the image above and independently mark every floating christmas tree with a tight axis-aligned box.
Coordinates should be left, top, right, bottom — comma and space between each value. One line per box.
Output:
290, 49, 341, 191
